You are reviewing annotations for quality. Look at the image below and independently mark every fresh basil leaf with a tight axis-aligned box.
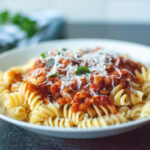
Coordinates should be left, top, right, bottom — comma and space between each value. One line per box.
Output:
41, 52, 48, 58
50, 73, 57, 77
41, 53, 46, 58
62, 48, 67, 51
46, 58, 55, 68
75, 66, 90, 75
58, 51, 61, 55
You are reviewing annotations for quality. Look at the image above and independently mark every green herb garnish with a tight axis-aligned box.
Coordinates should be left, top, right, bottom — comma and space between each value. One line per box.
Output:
57, 48, 67, 55
41, 52, 48, 58
99, 52, 103, 55
46, 58, 55, 68
50, 73, 57, 77
62, 48, 67, 51
57, 51, 64, 56
58, 51, 61, 55
41, 53, 46, 58
75, 67, 90, 75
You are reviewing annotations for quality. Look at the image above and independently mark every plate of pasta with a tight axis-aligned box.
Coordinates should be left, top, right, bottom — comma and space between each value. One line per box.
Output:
0, 39, 150, 139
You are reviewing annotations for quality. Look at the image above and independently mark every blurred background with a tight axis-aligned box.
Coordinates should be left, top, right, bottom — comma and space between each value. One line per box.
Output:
0, 0, 150, 51
0, 1, 150, 149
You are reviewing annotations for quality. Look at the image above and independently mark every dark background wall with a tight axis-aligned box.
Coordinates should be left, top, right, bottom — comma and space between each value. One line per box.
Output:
65, 23, 150, 46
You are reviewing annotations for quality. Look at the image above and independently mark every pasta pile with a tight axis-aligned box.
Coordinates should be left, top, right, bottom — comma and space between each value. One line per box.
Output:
0, 47, 150, 128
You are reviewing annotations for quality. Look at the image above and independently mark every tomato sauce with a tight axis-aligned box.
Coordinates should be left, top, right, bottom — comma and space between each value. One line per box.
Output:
25, 50, 143, 113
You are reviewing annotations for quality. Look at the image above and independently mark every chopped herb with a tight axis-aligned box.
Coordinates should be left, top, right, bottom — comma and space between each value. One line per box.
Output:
41, 53, 45, 58
62, 48, 67, 51
41, 51, 48, 58
46, 58, 55, 68
75, 66, 90, 75
99, 52, 103, 55
49, 73, 57, 77
57, 51, 65, 56
57, 48, 67, 55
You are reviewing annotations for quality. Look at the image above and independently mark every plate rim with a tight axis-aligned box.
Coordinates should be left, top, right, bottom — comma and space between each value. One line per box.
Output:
0, 38, 150, 57
0, 112, 150, 133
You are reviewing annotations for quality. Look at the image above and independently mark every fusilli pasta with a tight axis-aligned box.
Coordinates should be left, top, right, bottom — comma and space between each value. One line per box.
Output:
78, 113, 127, 128
0, 47, 150, 128
44, 117, 73, 127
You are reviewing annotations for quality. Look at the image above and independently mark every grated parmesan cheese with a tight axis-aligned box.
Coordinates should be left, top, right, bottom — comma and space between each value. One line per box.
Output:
38, 48, 117, 94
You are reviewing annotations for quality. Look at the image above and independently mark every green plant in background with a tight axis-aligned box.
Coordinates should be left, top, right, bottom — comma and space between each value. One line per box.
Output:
0, 11, 10, 24
12, 13, 38, 37
0, 10, 38, 37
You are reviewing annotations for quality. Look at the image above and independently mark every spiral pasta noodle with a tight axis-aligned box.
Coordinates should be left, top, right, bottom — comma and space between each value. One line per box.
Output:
4, 92, 25, 110
135, 67, 150, 82
29, 103, 59, 124
140, 100, 150, 118
19, 82, 43, 110
142, 82, 150, 96
44, 117, 73, 127
130, 91, 143, 105
111, 85, 130, 106
62, 104, 88, 125
0, 84, 9, 105
87, 104, 117, 117
8, 106, 27, 121
78, 113, 127, 128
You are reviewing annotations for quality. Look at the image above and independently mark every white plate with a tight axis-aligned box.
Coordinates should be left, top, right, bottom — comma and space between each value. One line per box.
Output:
0, 39, 150, 139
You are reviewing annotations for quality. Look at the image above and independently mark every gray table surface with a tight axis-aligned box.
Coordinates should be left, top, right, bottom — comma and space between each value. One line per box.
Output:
1, 23, 150, 150
1, 119, 150, 150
